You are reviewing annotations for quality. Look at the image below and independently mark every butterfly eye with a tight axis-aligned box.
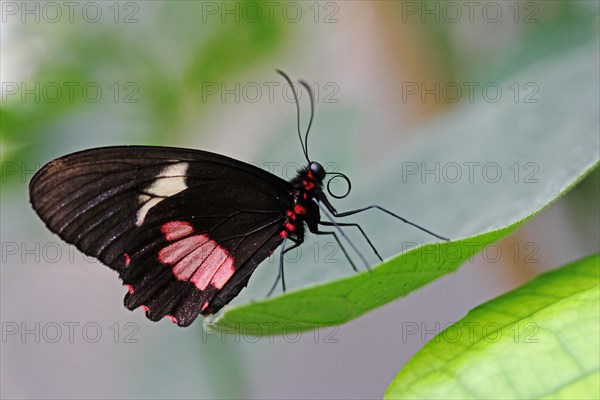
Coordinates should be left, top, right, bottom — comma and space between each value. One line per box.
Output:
309, 162, 326, 181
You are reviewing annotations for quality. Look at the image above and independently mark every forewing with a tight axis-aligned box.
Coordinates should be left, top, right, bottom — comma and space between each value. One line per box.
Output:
29, 145, 290, 271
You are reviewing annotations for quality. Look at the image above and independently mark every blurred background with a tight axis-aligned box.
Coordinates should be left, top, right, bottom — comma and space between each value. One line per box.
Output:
1, 1, 599, 399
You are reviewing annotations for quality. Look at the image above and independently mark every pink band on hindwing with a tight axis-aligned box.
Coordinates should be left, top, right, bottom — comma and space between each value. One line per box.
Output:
158, 221, 235, 291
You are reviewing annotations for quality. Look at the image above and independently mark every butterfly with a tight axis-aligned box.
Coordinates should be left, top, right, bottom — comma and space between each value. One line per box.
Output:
29, 71, 448, 327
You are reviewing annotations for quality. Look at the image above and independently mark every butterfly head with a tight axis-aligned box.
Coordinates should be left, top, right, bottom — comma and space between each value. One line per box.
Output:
309, 161, 326, 182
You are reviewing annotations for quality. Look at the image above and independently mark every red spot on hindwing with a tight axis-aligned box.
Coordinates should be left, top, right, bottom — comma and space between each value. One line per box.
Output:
124, 253, 131, 267
201, 301, 209, 312
284, 222, 296, 232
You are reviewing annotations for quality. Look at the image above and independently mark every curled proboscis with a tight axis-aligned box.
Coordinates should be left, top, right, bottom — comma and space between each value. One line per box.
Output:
326, 172, 352, 199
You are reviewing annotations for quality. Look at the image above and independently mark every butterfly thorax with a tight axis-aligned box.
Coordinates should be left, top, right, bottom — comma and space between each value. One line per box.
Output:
280, 163, 325, 239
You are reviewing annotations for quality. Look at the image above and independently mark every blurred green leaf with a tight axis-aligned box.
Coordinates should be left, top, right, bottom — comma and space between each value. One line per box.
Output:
385, 253, 600, 399
1, 1, 288, 183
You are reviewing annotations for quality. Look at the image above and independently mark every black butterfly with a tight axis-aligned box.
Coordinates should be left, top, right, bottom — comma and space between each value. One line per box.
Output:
29, 71, 448, 327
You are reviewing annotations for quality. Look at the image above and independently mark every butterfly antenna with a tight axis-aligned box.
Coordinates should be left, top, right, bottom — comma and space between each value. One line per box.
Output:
276, 70, 310, 163
299, 80, 315, 162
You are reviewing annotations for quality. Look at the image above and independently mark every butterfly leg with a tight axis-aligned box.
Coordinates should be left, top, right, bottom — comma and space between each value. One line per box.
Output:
312, 229, 360, 272
267, 237, 303, 297
311, 199, 370, 271
318, 193, 449, 241
319, 221, 383, 262
314, 199, 370, 270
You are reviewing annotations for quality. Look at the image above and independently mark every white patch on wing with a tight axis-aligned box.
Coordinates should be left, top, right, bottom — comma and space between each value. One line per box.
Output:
136, 197, 162, 226
136, 162, 188, 226
146, 162, 189, 197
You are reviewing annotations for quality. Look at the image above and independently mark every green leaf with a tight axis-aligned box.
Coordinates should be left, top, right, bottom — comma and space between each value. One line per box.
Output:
384, 253, 600, 399
210, 42, 599, 335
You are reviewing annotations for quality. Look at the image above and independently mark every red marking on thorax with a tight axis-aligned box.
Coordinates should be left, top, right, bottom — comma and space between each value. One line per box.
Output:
302, 180, 315, 190
293, 204, 306, 215
159, 222, 235, 291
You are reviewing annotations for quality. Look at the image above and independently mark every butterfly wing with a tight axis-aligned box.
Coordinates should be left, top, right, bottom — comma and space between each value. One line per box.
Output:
29, 146, 291, 326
